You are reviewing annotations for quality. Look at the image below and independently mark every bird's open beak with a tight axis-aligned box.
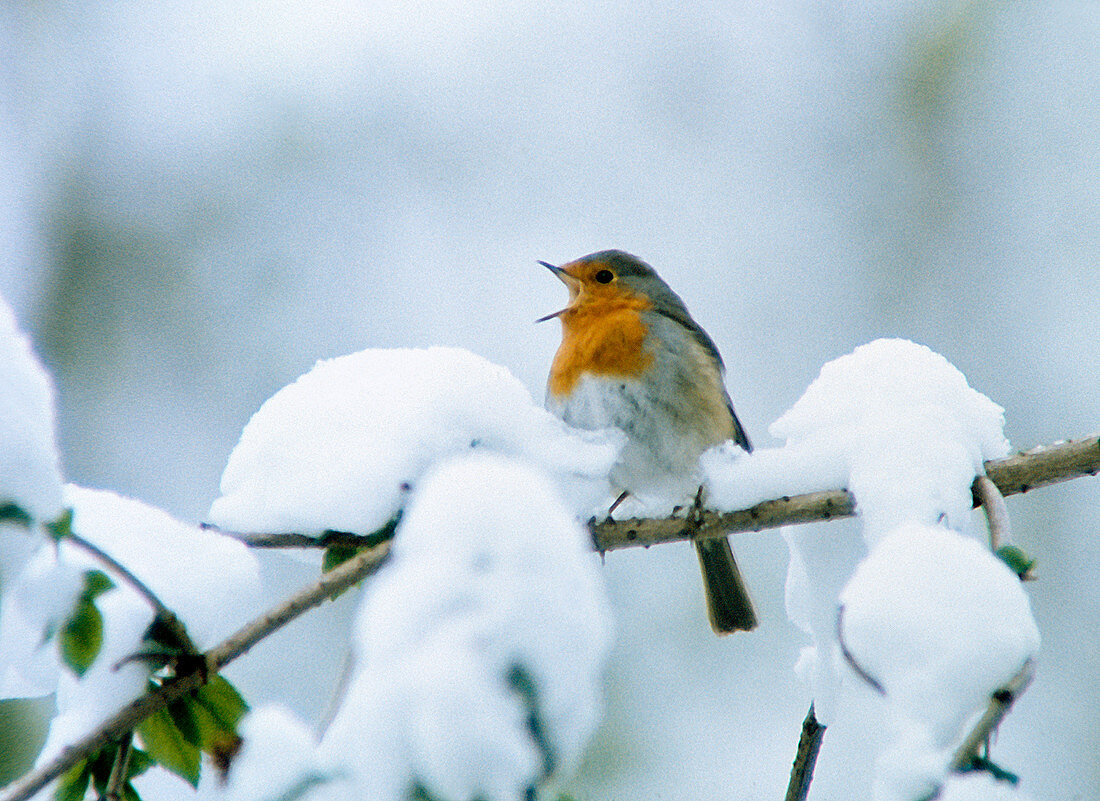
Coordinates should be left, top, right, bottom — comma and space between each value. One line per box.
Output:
539, 260, 569, 283
536, 260, 576, 322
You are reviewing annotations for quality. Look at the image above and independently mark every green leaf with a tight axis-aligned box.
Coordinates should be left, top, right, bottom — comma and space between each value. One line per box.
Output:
0, 502, 32, 527
141, 613, 195, 659
193, 675, 249, 734
54, 758, 91, 801
61, 600, 104, 677
167, 697, 204, 749
126, 746, 155, 779
995, 545, 1037, 580
59, 570, 116, 676
321, 544, 362, 573
137, 706, 202, 788
192, 676, 248, 765
960, 754, 1020, 785
46, 508, 74, 540
122, 782, 143, 801
321, 544, 364, 599
83, 569, 115, 601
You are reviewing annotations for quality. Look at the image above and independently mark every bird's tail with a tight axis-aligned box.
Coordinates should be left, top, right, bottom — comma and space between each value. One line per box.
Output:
695, 536, 758, 634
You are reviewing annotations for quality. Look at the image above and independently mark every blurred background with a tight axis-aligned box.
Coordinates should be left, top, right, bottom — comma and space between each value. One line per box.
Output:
1, 0, 1097, 798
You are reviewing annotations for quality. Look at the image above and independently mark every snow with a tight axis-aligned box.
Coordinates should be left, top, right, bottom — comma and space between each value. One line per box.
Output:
840, 524, 1039, 746
705, 339, 1037, 795
704, 338, 1007, 539
37, 588, 155, 765
21, 487, 262, 776
209, 346, 621, 535
769, 338, 1009, 543
0, 544, 83, 697
218, 705, 328, 801
321, 453, 613, 801
704, 340, 1019, 723
0, 295, 65, 695
64, 485, 262, 648
840, 523, 1039, 801
212, 454, 613, 801
0, 294, 63, 527
704, 339, 1009, 541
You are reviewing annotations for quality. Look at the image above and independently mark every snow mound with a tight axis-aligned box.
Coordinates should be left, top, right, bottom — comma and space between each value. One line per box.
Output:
209, 346, 620, 535
840, 523, 1039, 801
705, 339, 1009, 542
0, 294, 63, 526
322, 453, 613, 801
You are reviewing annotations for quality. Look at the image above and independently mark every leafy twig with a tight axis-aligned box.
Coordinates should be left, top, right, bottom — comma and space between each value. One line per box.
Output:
0, 540, 392, 801
64, 531, 199, 656
946, 658, 1035, 776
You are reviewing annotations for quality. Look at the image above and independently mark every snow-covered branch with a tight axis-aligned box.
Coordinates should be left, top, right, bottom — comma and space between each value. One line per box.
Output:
592, 434, 1100, 551
0, 542, 392, 801
215, 435, 1099, 554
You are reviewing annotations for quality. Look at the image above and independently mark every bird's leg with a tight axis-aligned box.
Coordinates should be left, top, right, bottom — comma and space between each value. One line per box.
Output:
690, 485, 707, 525
608, 490, 630, 516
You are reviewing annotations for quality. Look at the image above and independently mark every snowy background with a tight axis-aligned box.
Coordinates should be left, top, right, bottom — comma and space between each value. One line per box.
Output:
1, 1, 1098, 798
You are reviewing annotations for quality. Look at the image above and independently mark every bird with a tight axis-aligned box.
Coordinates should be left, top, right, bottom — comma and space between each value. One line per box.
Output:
538, 249, 757, 633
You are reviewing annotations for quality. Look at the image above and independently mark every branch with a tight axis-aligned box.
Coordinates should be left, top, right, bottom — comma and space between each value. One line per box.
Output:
593, 434, 1100, 551
784, 704, 826, 801
201, 436, 1099, 555
947, 657, 1035, 776
203, 527, 382, 550
65, 531, 199, 656
0, 540, 392, 801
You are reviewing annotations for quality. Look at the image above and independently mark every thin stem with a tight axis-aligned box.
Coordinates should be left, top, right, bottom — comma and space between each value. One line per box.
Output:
64, 532, 198, 656
784, 704, 826, 801
206, 528, 382, 549
835, 604, 884, 695
946, 658, 1035, 775
0, 540, 392, 801
974, 474, 1010, 552
103, 733, 133, 801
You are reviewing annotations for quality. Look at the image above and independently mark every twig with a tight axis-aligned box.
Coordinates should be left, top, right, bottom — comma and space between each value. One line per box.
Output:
946, 658, 1035, 776
64, 531, 199, 656
0, 540, 392, 801
913, 659, 1038, 801
592, 434, 1100, 552
200, 436, 1099, 555
974, 475, 1010, 552
204, 527, 382, 549
835, 604, 885, 695
103, 733, 133, 801
784, 704, 826, 801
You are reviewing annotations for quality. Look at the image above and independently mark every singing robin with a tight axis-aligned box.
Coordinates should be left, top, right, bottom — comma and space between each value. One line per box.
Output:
538, 249, 757, 633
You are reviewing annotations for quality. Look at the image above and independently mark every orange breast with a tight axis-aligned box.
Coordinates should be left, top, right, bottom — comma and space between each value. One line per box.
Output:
548, 296, 653, 397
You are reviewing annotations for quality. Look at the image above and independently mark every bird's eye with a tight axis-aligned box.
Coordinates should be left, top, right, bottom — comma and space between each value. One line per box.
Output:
594, 269, 614, 284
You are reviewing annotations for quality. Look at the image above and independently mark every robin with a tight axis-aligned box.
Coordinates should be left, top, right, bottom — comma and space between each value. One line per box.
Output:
538, 249, 757, 633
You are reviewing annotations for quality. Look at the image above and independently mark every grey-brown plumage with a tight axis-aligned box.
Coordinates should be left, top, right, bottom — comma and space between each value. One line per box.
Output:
542, 249, 757, 634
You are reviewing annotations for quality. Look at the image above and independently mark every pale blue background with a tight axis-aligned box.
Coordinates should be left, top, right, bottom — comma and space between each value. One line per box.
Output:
2, 1, 1097, 798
